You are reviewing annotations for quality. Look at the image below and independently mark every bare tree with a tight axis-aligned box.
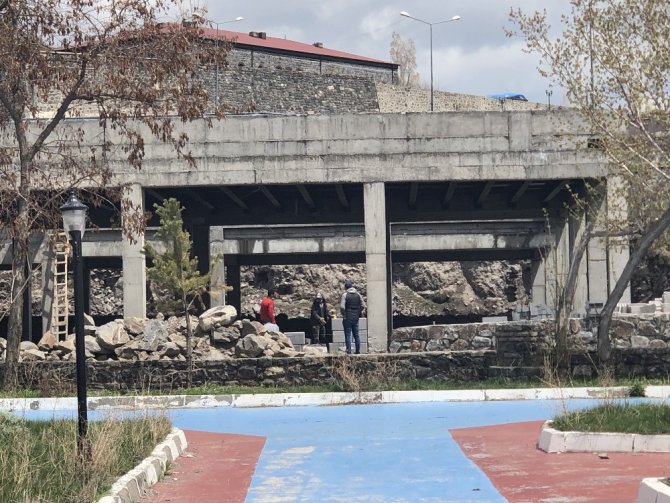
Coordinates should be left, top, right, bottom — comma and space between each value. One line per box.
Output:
510, 0, 670, 361
0, 0, 229, 389
390, 31, 420, 87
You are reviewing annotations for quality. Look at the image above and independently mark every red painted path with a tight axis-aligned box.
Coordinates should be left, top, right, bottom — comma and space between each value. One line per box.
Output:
143, 430, 265, 503
451, 420, 670, 502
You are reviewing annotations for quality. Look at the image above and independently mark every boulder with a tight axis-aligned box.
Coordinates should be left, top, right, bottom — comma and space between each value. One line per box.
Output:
240, 320, 265, 337
20, 341, 39, 352
472, 336, 492, 349
22, 348, 46, 361
83, 313, 95, 326
302, 346, 326, 357
649, 339, 668, 349
84, 325, 97, 337
159, 341, 181, 358
139, 319, 169, 352
96, 321, 130, 352
235, 334, 273, 358
0, 338, 6, 350
210, 326, 241, 346
54, 340, 76, 353
84, 335, 102, 354
169, 333, 188, 351
115, 340, 142, 360
631, 335, 650, 348
124, 317, 146, 336
198, 305, 238, 332
37, 331, 58, 351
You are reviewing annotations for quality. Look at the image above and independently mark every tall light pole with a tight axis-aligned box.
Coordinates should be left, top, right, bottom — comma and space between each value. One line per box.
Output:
60, 190, 89, 461
400, 11, 461, 112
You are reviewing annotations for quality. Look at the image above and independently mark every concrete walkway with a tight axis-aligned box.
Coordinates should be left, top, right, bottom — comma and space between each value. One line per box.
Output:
452, 420, 670, 502
5, 391, 669, 501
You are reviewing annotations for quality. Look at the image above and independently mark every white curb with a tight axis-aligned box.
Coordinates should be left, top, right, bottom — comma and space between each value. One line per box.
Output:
538, 420, 670, 453
97, 427, 188, 503
0, 385, 653, 413
638, 478, 670, 503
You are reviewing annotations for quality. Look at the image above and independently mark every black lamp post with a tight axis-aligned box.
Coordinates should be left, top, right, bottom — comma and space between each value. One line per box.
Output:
60, 190, 89, 460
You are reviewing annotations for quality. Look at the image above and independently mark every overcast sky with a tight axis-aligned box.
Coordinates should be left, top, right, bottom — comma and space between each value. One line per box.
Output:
196, 0, 571, 104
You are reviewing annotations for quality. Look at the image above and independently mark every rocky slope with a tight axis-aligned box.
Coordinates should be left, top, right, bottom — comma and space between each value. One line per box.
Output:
1, 255, 666, 325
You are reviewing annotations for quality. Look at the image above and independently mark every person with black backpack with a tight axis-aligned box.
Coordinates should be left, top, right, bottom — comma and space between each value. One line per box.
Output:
340, 279, 366, 354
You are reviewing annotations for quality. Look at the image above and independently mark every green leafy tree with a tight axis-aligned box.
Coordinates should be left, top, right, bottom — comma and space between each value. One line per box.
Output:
510, 0, 670, 361
144, 198, 210, 386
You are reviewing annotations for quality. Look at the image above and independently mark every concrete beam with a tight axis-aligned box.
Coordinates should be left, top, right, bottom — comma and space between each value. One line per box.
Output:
543, 182, 567, 204
185, 189, 215, 212
220, 187, 249, 212
259, 186, 282, 209
509, 181, 530, 205
297, 185, 316, 209
408, 182, 419, 208
477, 181, 494, 207
335, 184, 349, 209
442, 182, 458, 207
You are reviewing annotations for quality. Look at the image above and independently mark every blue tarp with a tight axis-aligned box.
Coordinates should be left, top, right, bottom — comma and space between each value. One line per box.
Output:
488, 93, 528, 101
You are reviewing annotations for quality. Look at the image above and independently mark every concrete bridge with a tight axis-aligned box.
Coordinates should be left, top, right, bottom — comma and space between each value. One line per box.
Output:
5, 110, 630, 350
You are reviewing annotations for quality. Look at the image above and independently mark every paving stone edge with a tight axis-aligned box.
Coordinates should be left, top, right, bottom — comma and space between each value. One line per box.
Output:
538, 420, 670, 453
2, 385, 668, 412
97, 427, 188, 503
638, 477, 670, 503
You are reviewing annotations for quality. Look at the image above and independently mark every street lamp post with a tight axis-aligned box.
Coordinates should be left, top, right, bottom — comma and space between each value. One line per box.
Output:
60, 191, 89, 461
400, 11, 461, 112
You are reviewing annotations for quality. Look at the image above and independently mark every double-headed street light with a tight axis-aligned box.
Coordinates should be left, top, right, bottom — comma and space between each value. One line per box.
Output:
60, 190, 89, 461
400, 11, 461, 112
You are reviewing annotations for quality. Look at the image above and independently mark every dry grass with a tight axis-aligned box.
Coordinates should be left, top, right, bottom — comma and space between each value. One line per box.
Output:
329, 356, 403, 393
0, 411, 171, 502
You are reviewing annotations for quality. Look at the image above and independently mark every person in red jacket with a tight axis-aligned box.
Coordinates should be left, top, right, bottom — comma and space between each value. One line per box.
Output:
260, 288, 277, 324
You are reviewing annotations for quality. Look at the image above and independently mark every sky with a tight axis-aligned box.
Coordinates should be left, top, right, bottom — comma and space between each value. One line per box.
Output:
192, 0, 572, 104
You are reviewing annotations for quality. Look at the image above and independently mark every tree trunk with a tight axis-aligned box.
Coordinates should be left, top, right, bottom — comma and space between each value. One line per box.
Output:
555, 220, 594, 367
4, 230, 28, 390
598, 204, 670, 361
185, 307, 193, 388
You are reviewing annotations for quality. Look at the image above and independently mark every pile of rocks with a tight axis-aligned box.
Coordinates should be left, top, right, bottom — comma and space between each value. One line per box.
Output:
5, 305, 326, 362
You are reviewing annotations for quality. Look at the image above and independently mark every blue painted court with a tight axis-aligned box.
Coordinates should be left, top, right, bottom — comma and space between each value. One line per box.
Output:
15, 397, 660, 502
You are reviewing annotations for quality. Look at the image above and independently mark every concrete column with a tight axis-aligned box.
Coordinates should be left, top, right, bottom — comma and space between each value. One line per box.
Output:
209, 226, 226, 306
226, 260, 241, 317
569, 210, 589, 316
530, 257, 547, 305
363, 182, 388, 352
122, 184, 146, 318
586, 179, 631, 304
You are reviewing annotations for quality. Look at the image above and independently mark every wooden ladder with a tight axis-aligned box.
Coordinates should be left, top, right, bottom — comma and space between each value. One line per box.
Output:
51, 232, 70, 341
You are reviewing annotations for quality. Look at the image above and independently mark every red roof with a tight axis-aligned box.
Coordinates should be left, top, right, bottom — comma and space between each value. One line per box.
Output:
200, 28, 396, 67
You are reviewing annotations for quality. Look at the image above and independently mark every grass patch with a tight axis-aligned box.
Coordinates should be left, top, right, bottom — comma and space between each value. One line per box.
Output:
1, 376, 667, 399
0, 412, 171, 502
552, 402, 670, 434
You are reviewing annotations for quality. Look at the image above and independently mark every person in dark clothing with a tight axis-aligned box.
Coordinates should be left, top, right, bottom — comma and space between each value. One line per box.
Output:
309, 292, 330, 344
340, 279, 366, 354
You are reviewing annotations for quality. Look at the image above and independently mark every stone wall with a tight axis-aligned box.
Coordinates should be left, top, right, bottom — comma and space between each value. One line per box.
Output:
376, 84, 548, 113
203, 66, 379, 114
1, 352, 493, 392
223, 47, 395, 83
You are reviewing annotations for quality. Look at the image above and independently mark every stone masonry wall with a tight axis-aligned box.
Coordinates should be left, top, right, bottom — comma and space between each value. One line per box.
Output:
376, 83, 548, 113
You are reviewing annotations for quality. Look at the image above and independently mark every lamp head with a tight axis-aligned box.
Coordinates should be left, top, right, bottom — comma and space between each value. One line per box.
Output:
400, 11, 410, 17
60, 190, 88, 237
451, 15, 461, 21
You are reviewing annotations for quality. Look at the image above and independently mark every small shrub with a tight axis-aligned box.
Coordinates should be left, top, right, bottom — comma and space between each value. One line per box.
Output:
629, 381, 646, 397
